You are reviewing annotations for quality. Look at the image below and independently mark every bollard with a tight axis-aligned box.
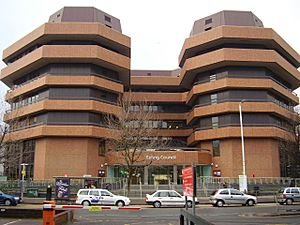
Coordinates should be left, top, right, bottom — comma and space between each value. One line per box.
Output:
43, 200, 56, 225
46, 185, 52, 201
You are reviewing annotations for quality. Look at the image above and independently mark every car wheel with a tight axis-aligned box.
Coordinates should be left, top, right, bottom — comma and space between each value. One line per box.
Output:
247, 199, 255, 206
187, 201, 193, 208
286, 198, 293, 205
4, 199, 12, 206
116, 200, 125, 207
216, 200, 224, 207
82, 200, 91, 206
153, 201, 161, 208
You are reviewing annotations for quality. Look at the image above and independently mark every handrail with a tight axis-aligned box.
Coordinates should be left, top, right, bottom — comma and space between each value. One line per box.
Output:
180, 209, 212, 225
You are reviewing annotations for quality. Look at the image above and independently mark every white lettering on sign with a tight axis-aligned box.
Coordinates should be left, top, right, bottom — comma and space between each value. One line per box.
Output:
145, 155, 176, 161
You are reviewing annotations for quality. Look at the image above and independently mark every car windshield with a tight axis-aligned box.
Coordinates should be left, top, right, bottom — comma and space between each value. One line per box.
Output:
0, 191, 3, 195
278, 189, 284, 194
149, 191, 158, 196
210, 190, 218, 196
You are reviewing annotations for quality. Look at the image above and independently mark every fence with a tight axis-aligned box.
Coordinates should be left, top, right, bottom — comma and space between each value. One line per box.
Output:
1, 176, 299, 197
0, 177, 127, 197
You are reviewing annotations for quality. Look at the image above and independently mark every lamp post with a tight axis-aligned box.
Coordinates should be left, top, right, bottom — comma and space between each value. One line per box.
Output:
20, 163, 28, 200
239, 100, 248, 193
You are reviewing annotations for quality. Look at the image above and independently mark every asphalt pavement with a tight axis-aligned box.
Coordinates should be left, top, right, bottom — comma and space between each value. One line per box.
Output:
1, 203, 300, 225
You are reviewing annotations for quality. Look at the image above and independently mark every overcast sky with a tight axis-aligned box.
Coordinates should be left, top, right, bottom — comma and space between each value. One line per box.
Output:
1, 0, 300, 96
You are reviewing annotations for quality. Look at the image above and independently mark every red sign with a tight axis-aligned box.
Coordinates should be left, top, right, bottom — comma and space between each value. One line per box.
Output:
182, 166, 194, 197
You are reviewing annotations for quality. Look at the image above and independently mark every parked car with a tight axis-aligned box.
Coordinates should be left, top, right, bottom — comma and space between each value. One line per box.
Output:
145, 190, 199, 208
276, 187, 300, 205
210, 188, 257, 207
75, 189, 130, 207
0, 191, 21, 206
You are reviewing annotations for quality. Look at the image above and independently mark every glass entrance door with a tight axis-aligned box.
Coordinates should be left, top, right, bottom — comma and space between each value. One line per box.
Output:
148, 165, 173, 185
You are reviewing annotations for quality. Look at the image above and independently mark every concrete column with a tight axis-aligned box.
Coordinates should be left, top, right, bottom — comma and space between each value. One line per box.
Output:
173, 165, 177, 184
144, 166, 148, 185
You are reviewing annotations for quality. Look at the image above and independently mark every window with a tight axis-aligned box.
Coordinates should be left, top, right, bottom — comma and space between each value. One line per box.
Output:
291, 189, 299, 194
212, 140, 220, 157
98, 140, 106, 156
212, 117, 219, 128
89, 190, 99, 196
205, 18, 212, 25
79, 190, 89, 195
219, 190, 229, 195
230, 189, 243, 195
211, 94, 218, 104
104, 15, 111, 22
158, 192, 169, 197
210, 74, 217, 82
101, 191, 111, 196
169, 191, 181, 197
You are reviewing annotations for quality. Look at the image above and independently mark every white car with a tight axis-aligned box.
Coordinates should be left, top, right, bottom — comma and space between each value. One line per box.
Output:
75, 189, 130, 207
145, 190, 199, 208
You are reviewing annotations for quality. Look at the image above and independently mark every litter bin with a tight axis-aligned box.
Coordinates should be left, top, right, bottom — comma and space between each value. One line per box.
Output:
253, 186, 260, 196
27, 188, 39, 197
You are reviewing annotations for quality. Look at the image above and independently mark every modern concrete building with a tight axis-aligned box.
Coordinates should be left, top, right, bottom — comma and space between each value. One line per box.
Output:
1, 7, 300, 183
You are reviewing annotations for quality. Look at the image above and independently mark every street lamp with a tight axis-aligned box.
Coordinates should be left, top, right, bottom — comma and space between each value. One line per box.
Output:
239, 100, 248, 193
20, 163, 28, 200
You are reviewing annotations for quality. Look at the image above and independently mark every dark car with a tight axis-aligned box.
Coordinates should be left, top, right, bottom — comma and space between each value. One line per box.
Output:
0, 190, 20, 206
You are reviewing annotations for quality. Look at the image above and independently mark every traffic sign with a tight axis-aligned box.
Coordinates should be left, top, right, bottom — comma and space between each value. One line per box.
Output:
182, 166, 194, 197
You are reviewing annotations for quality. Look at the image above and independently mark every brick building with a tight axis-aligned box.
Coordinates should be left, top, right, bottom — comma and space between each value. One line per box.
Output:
1, 7, 299, 183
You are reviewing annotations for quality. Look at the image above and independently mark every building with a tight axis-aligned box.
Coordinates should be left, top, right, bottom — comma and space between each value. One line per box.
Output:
1, 7, 300, 183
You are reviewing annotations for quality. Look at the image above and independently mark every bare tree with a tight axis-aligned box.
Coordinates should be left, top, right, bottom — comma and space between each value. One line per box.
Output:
0, 96, 35, 180
0, 98, 10, 176
279, 109, 300, 178
105, 93, 165, 193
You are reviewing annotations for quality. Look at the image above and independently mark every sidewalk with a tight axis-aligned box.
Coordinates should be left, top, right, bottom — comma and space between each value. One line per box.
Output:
23, 195, 276, 205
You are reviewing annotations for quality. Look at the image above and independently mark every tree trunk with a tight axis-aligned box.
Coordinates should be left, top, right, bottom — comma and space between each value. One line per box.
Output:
127, 168, 133, 195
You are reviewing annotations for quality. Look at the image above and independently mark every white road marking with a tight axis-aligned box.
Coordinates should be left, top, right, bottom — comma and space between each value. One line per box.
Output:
3, 219, 22, 225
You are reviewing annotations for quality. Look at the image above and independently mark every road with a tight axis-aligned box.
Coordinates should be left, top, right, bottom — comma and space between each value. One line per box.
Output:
72, 204, 300, 225
0, 204, 300, 225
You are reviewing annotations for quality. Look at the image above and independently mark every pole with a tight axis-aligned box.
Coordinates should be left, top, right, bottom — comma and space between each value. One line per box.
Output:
192, 163, 196, 216
239, 102, 246, 176
239, 101, 248, 193
20, 163, 28, 200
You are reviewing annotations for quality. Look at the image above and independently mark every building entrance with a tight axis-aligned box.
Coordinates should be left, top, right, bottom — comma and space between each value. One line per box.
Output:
108, 164, 212, 185
148, 165, 173, 185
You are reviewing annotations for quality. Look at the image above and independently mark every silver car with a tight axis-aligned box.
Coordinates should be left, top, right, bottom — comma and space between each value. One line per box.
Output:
276, 187, 300, 205
210, 188, 257, 207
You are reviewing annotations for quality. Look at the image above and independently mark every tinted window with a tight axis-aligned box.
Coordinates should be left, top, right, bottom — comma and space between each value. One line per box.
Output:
291, 189, 299, 194
230, 189, 243, 195
212, 140, 220, 157
79, 190, 89, 195
286, 189, 291, 193
219, 190, 229, 195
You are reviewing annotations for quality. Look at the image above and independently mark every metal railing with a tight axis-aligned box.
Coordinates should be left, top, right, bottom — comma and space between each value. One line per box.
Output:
180, 209, 212, 225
